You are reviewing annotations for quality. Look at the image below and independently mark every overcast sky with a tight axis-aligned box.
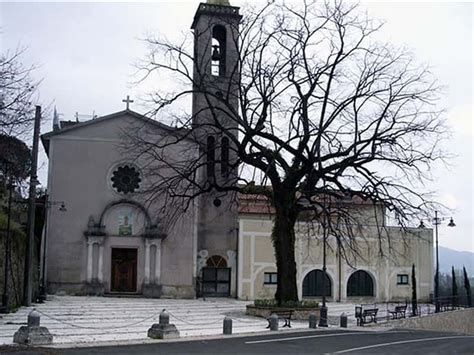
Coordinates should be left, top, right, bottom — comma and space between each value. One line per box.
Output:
1, 1, 472, 252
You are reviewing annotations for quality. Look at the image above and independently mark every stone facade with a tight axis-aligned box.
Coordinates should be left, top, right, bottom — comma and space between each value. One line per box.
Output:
42, 112, 197, 298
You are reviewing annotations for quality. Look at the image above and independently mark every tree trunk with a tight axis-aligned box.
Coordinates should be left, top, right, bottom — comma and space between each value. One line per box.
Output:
272, 193, 298, 304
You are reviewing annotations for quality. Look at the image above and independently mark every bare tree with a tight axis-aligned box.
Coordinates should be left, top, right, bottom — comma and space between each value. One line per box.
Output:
0, 48, 40, 137
133, 1, 447, 303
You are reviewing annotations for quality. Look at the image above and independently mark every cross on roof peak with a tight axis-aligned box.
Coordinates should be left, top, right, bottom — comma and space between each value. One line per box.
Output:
122, 95, 134, 110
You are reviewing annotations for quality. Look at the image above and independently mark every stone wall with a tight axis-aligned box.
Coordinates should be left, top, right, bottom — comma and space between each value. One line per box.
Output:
380, 308, 474, 334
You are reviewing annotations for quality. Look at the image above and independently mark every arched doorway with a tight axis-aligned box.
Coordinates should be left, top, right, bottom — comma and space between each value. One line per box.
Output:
347, 270, 374, 297
202, 255, 230, 297
303, 269, 332, 297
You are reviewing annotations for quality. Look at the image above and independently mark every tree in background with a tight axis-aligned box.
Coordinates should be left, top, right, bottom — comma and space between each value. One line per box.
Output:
0, 135, 32, 309
136, 1, 448, 302
451, 266, 458, 307
0, 49, 40, 137
0, 134, 31, 186
463, 266, 471, 307
411, 263, 417, 316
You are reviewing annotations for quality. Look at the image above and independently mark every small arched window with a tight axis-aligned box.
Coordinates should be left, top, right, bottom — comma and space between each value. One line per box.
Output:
221, 137, 229, 177
206, 255, 227, 268
211, 25, 226, 77
206, 136, 215, 178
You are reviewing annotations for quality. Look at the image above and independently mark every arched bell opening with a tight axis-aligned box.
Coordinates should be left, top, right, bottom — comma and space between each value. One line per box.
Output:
211, 25, 226, 76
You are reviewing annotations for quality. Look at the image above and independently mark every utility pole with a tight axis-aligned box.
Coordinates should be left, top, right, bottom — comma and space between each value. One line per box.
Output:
23, 105, 41, 306
1, 165, 13, 313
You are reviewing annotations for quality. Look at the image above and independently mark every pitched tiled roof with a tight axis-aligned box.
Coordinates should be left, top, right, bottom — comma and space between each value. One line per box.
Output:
237, 190, 375, 216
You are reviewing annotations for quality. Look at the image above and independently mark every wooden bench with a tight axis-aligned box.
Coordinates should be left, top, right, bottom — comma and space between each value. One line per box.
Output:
355, 306, 378, 326
389, 305, 407, 319
266, 309, 294, 328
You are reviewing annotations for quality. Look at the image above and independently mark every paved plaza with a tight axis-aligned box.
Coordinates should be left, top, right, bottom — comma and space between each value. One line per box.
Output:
0, 296, 364, 347
0, 296, 437, 348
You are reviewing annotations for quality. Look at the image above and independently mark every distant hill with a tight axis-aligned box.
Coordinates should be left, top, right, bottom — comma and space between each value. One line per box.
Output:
439, 246, 474, 275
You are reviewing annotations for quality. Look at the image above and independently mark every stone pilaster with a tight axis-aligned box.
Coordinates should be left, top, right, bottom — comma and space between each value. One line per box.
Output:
142, 238, 162, 298
84, 235, 105, 295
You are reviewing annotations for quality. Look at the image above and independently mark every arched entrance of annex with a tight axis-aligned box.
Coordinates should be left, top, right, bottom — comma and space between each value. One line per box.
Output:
201, 255, 231, 297
347, 270, 375, 297
302, 269, 332, 297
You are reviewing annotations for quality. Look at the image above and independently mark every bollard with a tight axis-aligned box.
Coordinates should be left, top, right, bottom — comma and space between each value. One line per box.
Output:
28, 310, 41, 327
309, 313, 318, 328
340, 312, 348, 328
223, 317, 232, 335
13, 309, 53, 345
148, 309, 180, 339
159, 310, 170, 325
269, 313, 279, 331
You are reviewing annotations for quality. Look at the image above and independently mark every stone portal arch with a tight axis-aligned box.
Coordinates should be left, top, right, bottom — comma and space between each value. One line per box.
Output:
99, 199, 152, 227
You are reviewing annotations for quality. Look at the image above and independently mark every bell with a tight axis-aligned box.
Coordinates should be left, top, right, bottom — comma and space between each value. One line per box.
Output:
211, 45, 221, 61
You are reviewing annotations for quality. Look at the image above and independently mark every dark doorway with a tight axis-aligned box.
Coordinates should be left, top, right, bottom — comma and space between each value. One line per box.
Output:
302, 269, 332, 297
111, 248, 137, 293
347, 270, 374, 297
201, 267, 231, 297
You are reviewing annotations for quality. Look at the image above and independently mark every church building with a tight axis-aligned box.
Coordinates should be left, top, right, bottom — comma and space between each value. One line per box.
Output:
41, 0, 434, 302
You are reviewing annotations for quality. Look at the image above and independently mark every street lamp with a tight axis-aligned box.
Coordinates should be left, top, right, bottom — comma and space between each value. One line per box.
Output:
318, 216, 328, 327
38, 196, 67, 302
421, 211, 456, 313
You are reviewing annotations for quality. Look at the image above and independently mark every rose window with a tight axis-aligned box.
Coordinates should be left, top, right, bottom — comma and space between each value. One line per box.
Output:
111, 165, 141, 194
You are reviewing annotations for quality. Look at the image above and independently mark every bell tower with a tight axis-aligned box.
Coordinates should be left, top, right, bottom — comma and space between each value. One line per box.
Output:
191, 1, 241, 297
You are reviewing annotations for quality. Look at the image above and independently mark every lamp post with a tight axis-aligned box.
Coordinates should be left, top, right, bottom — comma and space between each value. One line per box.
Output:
38, 195, 66, 302
427, 211, 456, 313
318, 220, 328, 327
318, 186, 329, 327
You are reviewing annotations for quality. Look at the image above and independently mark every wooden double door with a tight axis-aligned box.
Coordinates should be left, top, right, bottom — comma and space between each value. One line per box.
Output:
111, 248, 137, 293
